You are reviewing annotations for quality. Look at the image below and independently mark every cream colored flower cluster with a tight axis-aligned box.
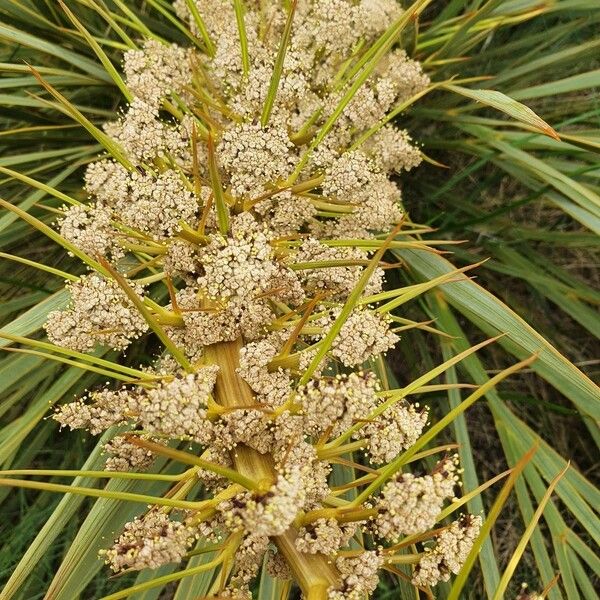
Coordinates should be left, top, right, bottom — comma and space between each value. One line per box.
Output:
45, 0, 482, 597
100, 511, 195, 572
373, 456, 461, 541
412, 514, 483, 587
45, 274, 148, 351
56, 366, 220, 450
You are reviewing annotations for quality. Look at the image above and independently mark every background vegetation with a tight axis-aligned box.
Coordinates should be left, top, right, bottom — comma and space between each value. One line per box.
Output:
0, 1, 598, 598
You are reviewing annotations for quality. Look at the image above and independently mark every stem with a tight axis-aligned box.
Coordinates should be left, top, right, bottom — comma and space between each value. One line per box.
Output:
317, 439, 367, 459
127, 437, 260, 491
301, 507, 377, 526
386, 553, 423, 565
0, 477, 203, 509
304, 586, 329, 600
203, 339, 340, 594
0, 469, 191, 482
187, 484, 243, 526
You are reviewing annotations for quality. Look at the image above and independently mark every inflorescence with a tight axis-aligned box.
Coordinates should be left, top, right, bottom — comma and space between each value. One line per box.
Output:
45, 0, 482, 597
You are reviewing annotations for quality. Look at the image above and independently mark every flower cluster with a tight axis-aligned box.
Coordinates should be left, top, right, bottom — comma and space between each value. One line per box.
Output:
100, 511, 195, 572
412, 514, 482, 587
45, 274, 148, 352
329, 551, 384, 599
43, 0, 483, 597
55, 366, 220, 445
373, 456, 460, 541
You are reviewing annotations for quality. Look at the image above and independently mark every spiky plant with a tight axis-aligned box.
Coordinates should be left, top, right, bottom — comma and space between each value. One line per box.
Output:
0, 1, 598, 599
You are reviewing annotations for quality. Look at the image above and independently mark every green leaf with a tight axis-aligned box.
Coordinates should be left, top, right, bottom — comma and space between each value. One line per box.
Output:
45, 475, 172, 599
0, 163, 81, 233
260, 0, 296, 127
0, 199, 111, 276
510, 68, 600, 100
440, 344, 500, 596
493, 464, 568, 599
183, 0, 215, 56
448, 442, 539, 600
444, 84, 560, 139
0, 290, 69, 341
0, 431, 116, 600
58, 0, 133, 102
172, 542, 219, 600
0, 22, 110, 81
429, 297, 599, 598
233, 0, 250, 77
396, 248, 600, 425
257, 562, 291, 600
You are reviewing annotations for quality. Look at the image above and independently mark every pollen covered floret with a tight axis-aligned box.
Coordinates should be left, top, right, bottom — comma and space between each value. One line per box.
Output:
328, 551, 384, 600
53, 388, 133, 434
322, 150, 379, 200
123, 40, 192, 105
174, 287, 242, 350
359, 400, 429, 464
230, 534, 270, 588
365, 125, 422, 173
134, 365, 219, 444
376, 48, 430, 101
322, 45, 428, 147
83, 159, 131, 206
295, 518, 356, 555
238, 335, 293, 408
219, 408, 274, 453
411, 514, 482, 587
219, 587, 253, 600
104, 99, 177, 163
317, 307, 399, 367
102, 512, 195, 572
254, 191, 316, 237
197, 214, 304, 305
373, 457, 460, 541
59, 204, 122, 260
163, 239, 199, 278
112, 169, 198, 239
357, 0, 404, 36
341, 174, 404, 232
219, 122, 296, 199
45, 274, 148, 352
296, 372, 379, 437
103, 435, 166, 472
273, 439, 331, 509
266, 548, 293, 580
219, 468, 306, 538
291, 0, 402, 90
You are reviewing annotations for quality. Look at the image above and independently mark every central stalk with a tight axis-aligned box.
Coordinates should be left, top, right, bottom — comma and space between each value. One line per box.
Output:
204, 339, 339, 598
